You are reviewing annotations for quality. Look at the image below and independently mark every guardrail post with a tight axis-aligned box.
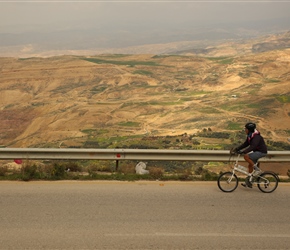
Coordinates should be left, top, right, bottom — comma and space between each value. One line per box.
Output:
116, 160, 119, 171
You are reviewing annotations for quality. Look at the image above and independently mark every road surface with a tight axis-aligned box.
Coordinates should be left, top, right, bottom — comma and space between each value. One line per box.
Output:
0, 181, 290, 249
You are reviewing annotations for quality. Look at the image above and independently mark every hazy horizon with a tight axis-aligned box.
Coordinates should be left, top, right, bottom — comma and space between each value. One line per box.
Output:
1, 1, 290, 55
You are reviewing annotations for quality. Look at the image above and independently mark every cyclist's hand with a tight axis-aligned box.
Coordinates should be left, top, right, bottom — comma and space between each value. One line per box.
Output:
230, 147, 237, 155
237, 150, 244, 154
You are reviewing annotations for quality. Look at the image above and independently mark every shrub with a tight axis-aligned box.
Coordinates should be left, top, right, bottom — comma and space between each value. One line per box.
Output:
119, 163, 135, 174
88, 164, 112, 176
21, 163, 38, 181
194, 166, 204, 175
201, 169, 218, 181
43, 162, 67, 180
177, 169, 193, 181
0, 166, 8, 176
63, 162, 82, 172
52, 163, 66, 179
149, 167, 164, 179
193, 166, 218, 181
87, 165, 98, 176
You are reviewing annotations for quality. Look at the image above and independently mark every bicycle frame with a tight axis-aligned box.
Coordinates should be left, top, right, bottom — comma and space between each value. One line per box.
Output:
231, 154, 270, 186
232, 154, 250, 175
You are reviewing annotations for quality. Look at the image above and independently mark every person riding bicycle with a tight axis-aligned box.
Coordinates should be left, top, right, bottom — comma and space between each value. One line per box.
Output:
234, 122, 267, 188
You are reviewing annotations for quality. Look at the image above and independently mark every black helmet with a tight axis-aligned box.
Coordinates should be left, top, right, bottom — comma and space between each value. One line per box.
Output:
245, 122, 256, 132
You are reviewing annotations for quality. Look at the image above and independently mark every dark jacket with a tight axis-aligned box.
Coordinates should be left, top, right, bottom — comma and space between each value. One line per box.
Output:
237, 130, 267, 154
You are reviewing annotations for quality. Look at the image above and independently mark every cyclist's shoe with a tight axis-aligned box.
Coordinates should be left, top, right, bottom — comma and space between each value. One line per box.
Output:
241, 183, 247, 188
242, 177, 252, 188
241, 182, 252, 188
252, 169, 263, 177
253, 164, 263, 177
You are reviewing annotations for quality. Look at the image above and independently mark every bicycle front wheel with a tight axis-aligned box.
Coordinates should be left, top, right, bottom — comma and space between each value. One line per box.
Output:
257, 172, 278, 193
217, 172, 238, 192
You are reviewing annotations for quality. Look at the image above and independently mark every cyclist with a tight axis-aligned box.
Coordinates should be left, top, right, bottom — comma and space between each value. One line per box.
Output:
235, 122, 267, 188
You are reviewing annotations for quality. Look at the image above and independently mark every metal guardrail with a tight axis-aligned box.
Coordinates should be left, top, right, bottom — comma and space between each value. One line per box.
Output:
0, 148, 289, 163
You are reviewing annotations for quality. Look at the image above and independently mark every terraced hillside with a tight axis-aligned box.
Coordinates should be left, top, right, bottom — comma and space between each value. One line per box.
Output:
0, 49, 289, 149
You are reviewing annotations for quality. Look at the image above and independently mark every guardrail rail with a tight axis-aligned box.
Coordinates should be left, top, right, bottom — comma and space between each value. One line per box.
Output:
0, 148, 289, 162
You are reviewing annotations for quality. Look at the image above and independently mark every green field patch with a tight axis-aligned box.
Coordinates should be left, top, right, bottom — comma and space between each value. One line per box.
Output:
180, 97, 194, 102
122, 100, 183, 107
81, 129, 109, 136
98, 135, 145, 147
246, 84, 263, 95
182, 71, 198, 75
199, 107, 222, 114
227, 122, 242, 130
245, 98, 278, 111
152, 55, 189, 59
186, 90, 211, 96
118, 121, 140, 127
206, 57, 234, 64
219, 103, 245, 111
98, 54, 132, 58
149, 100, 184, 105
245, 103, 261, 109
276, 95, 290, 103
132, 70, 153, 76
81, 129, 96, 134
18, 57, 38, 61
265, 78, 281, 83
130, 81, 153, 88
98, 129, 109, 134
52, 82, 86, 93
174, 71, 198, 79
95, 102, 116, 105
82, 58, 160, 67
91, 85, 107, 93
238, 71, 251, 78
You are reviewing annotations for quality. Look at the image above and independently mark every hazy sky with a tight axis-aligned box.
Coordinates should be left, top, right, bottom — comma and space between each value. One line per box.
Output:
1, 1, 290, 33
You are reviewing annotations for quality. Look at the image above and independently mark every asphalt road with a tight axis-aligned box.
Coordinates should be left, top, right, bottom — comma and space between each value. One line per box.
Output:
0, 181, 290, 250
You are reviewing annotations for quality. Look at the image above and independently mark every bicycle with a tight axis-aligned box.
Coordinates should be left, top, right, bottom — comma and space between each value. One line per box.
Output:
217, 153, 279, 193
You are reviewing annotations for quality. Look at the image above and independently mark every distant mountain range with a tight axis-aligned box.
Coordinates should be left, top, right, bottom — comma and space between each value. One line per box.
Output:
1, 17, 290, 57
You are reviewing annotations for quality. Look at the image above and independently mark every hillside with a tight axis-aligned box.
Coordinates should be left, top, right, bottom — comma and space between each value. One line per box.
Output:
0, 37, 290, 150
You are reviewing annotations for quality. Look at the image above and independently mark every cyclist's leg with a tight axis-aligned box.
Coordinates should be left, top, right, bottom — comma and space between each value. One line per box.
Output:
246, 151, 267, 173
242, 152, 266, 188
244, 153, 255, 173
248, 151, 267, 163
250, 152, 267, 180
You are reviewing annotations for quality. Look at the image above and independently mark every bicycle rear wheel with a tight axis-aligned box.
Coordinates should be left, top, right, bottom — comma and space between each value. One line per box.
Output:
217, 172, 238, 192
257, 172, 278, 193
